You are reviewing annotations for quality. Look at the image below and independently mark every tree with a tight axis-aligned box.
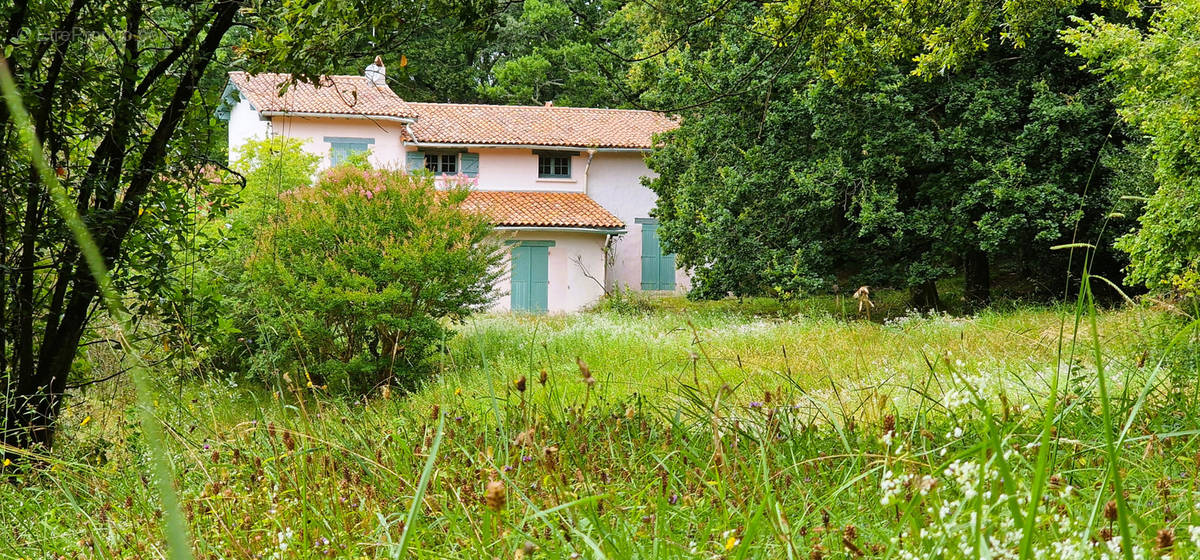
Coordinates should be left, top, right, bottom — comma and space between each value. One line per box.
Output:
0, 0, 501, 452
1063, 0, 1200, 298
643, 7, 1138, 308
479, 0, 631, 107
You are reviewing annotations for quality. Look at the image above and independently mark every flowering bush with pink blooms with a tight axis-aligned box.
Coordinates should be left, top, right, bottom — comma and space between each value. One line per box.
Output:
244, 165, 504, 393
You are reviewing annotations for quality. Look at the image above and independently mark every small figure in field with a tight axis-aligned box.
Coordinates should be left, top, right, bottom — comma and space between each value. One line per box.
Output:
853, 285, 874, 320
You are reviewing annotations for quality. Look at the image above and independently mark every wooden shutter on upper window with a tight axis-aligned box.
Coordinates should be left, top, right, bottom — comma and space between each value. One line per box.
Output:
460, 152, 479, 177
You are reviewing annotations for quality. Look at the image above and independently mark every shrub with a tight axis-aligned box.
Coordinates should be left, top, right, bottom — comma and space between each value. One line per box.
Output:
245, 166, 503, 394
159, 137, 319, 375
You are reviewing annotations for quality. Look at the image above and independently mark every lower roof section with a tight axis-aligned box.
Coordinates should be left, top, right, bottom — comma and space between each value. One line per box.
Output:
462, 191, 624, 230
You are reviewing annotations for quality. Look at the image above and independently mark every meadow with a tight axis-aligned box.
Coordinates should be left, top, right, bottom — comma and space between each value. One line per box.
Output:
2, 296, 1199, 559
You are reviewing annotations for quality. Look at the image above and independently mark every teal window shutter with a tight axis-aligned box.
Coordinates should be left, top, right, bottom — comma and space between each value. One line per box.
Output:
510, 242, 551, 313
511, 246, 530, 311
461, 152, 479, 177
529, 245, 549, 312
325, 136, 373, 167
641, 223, 660, 290
406, 150, 425, 173
640, 220, 675, 291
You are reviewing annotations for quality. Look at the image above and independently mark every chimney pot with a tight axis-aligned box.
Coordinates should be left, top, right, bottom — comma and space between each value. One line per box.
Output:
365, 56, 386, 86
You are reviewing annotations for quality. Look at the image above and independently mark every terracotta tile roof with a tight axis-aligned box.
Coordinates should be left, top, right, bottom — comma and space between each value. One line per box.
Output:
227, 72, 417, 119
406, 102, 678, 149
461, 191, 624, 229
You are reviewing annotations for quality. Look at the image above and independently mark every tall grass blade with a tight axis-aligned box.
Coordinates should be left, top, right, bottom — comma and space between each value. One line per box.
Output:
394, 411, 445, 556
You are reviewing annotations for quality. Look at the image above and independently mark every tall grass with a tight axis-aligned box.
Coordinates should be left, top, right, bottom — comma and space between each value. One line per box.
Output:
2, 300, 1196, 558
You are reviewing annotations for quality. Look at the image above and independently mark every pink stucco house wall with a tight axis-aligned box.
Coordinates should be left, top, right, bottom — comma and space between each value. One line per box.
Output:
219, 63, 688, 312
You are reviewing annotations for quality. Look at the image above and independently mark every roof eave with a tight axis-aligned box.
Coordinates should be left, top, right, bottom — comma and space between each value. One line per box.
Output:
261, 110, 416, 124
410, 141, 650, 153
493, 226, 627, 235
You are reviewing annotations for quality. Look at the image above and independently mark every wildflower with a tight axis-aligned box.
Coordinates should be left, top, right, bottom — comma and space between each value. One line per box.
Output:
485, 480, 507, 512
80, 416, 91, 427
276, 527, 294, 551
1188, 525, 1200, 549
748, 401, 764, 409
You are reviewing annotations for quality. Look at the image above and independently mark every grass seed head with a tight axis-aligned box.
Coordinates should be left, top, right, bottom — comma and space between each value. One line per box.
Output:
538, 369, 548, 385
515, 375, 527, 392
576, 358, 594, 386
1156, 527, 1174, 552
1103, 500, 1118, 522
515, 540, 537, 559
485, 480, 507, 511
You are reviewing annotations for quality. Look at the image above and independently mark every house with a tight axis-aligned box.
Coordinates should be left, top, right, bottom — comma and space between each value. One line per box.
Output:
219, 61, 687, 313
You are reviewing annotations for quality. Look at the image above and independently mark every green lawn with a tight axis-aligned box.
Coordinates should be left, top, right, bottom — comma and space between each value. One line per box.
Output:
3, 300, 1198, 559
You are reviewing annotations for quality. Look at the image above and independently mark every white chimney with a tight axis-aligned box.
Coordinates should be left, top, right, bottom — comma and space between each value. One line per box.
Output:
365, 55, 386, 86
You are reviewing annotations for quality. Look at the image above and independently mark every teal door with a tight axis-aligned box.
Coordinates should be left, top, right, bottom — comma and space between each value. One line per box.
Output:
510, 242, 550, 312
640, 220, 676, 291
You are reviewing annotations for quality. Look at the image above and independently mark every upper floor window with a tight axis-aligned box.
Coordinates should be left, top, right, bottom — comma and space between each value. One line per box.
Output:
538, 154, 571, 178
425, 153, 458, 174
407, 150, 478, 177
325, 136, 374, 167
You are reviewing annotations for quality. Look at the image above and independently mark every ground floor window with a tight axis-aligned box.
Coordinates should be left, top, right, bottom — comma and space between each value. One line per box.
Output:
510, 241, 553, 312
638, 219, 676, 291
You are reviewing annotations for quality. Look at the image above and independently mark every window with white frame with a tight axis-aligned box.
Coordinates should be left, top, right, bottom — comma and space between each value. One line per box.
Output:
424, 153, 458, 174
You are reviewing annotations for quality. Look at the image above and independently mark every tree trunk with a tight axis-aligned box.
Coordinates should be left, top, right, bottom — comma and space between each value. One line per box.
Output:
2, 0, 240, 454
909, 280, 941, 311
963, 249, 991, 313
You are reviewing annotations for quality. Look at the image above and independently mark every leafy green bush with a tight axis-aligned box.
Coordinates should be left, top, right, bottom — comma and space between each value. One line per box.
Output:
160, 137, 319, 374
1064, 2, 1200, 299
244, 166, 503, 394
